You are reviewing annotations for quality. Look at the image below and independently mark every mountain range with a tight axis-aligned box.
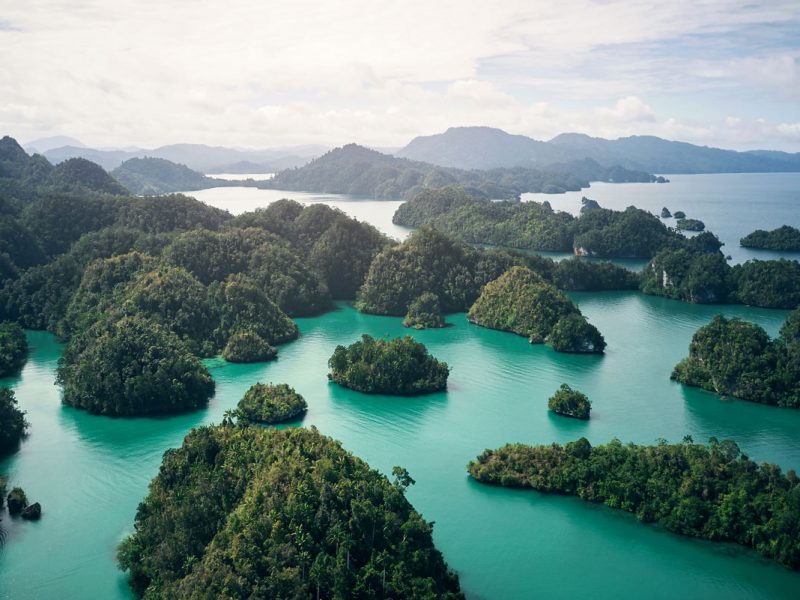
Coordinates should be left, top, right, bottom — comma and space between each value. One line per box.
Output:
397, 127, 800, 173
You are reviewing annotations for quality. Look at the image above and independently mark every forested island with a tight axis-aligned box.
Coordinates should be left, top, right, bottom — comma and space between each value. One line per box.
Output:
328, 335, 449, 395
229, 383, 307, 424
676, 218, 705, 231
468, 437, 800, 569
262, 144, 661, 200
467, 266, 606, 353
403, 291, 446, 329
118, 425, 464, 598
671, 309, 800, 408
740, 225, 800, 251
548, 384, 591, 419
111, 157, 249, 195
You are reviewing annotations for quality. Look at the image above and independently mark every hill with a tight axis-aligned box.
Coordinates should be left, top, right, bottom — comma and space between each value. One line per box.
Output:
262, 143, 659, 200
111, 157, 238, 194
398, 127, 800, 173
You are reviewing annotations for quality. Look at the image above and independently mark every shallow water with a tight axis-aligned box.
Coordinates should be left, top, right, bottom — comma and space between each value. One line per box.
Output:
2, 295, 799, 599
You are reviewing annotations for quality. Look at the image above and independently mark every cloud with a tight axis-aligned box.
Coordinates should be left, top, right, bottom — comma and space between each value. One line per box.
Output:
0, 0, 798, 150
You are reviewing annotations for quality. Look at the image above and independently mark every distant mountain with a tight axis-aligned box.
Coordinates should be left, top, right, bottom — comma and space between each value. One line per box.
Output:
24, 135, 85, 154
44, 143, 324, 172
111, 157, 244, 195
398, 127, 800, 173
263, 143, 660, 200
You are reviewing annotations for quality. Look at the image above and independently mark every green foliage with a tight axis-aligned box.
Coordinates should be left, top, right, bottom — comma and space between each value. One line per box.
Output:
232, 382, 307, 424
0, 321, 28, 377
222, 331, 277, 363
403, 292, 445, 329
572, 207, 682, 258
115, 194, 231, 233
6, 487, 27, 514
741, 225, 800, 251
673, 211, 686, 219
49, 158, 129, 196
117, 426, 463, 598
553, 258, 639, 291
467, 266, 604, 353
641, 249, 733, 303
731, 259, 800, 309
676, 218, 705, 231
671, 313, 800, 408
111, 157, 220, 195
328, 334, 449, 395
548, 313, 606, 353
548, 384, 591, 419
212, 274, 298, 346
0, 388, 28, 456
468, 437, 800, 569
57, 315, 214, 416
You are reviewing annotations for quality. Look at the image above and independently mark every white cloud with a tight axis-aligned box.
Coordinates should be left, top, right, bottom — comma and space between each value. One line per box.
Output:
0, 0, 798, 150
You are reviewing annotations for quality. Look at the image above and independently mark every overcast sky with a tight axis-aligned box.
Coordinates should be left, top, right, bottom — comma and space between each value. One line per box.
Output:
1, 0, 799, 151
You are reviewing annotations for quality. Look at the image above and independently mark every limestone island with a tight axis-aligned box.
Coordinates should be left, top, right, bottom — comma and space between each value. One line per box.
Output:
548, 384, 591, 419
231, 382, 307, 424
328, 334, 449, 394
467, 266, 606, 353
740, 225, 800, 251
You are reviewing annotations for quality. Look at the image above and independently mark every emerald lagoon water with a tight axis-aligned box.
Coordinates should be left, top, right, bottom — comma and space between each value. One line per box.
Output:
2, 173, 800, 599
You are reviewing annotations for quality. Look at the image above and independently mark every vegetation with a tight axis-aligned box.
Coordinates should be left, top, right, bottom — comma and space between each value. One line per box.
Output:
0, 388, 27, 455
676, 218, 705, 231
661, 207, 671, 218
548, 384, 591, 419
57, 315, 215, 416
740, 225, 800, 251
553, 258, 639, 291
403, 292, 445, 329
111, 157, 231, 195
117, 426, 463, 598
0, 322, 28, 377
6, 487, 27, 515
671, 311, 800, 408
731, 259, 800, 309
222, 331, 277, 363
393, 187, 683, 258
328, 334, 449, 395
467, 266, 605, 353
231, 383, 307, 424
468, 436, 800, 570
673, 211, 686, 219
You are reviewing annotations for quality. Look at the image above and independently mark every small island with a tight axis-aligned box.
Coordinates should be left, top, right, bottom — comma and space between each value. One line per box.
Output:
660, 207, 671, 218
0, 388, 27, 455
117, 426, 464, 599
673, 210, 686, 219
0, 321, 28, 377
403, 292, 445, 329
676, 218, 705, 231
328, 334, 449, 394
468, 436, 800, 570
222, 331, 277, 363
231, 383, 307, 424
548, 384, 591, 419
467, 266, 606, 353
671, 309, 800, 408
740, 225, 800, 251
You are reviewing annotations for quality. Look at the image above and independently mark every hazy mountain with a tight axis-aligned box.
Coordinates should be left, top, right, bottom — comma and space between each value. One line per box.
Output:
111, 157, 247, 195
23, 135, 85, 154
398, 127, 800, 173
44, 143, 325, 172
263, 143, 659, 199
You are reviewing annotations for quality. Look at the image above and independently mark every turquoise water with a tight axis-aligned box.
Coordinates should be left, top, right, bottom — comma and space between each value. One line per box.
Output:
2, 295, 800, 599
2, 172, 800, 598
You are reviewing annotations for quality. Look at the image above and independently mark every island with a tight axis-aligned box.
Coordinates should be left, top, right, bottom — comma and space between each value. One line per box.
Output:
230, 382, 307, 424
0, 321, 28, 377
468, 436, 800, 570
661, 207, 671, 218
671, 310, 800, 408
548, 384, 591, 419
0, 388, 27, 455
740, 225, 800, 251
56, 315, 215, 416
467, 266, 606, 353
673, 210, 686, 219
328, 334, 449, 394
221, 331, 277, 363
676, 218, 705, 231
117, 426, 464, 598
403, 292, 445, 329
110, 157, 246, 195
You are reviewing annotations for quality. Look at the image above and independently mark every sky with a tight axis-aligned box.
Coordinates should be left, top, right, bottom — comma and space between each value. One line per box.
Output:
1, 0, 799, 151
